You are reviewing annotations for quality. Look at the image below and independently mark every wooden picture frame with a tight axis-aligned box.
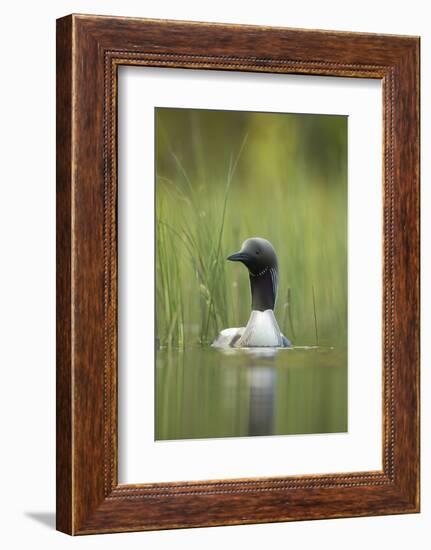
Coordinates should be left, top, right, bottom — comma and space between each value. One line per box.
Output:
56, 14, 420, 535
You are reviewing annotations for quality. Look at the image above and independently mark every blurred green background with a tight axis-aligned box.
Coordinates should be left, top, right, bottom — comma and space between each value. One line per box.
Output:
155, 107, 347, 349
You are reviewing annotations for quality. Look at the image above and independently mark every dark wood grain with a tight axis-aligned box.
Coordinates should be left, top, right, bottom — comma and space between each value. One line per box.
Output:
56, 14, 420, 535
56, 16, 73, 535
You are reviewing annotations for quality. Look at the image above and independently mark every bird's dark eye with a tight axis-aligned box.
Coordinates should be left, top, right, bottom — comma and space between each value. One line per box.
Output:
255, 250, 260, 255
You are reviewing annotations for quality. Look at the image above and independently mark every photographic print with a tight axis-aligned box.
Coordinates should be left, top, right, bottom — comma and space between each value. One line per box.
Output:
155, 107, 347, 441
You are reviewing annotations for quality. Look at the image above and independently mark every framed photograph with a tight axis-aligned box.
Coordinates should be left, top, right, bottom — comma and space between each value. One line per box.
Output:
56, 14, 420, 534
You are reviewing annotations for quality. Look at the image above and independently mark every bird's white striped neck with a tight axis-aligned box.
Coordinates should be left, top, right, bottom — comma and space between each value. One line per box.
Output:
249, 265, 270, 278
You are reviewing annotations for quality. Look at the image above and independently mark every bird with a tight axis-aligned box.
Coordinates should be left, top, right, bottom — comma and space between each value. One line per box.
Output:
212, 237, 291, 349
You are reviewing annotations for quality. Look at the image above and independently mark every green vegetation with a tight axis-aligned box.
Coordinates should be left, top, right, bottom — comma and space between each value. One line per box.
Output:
155, 108, 347, 349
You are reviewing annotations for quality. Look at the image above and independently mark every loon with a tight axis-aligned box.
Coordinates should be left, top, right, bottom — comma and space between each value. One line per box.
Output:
212, 237, 291, 349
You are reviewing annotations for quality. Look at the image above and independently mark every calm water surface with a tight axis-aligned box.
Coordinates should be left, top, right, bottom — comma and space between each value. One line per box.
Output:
156, 347, 347, 440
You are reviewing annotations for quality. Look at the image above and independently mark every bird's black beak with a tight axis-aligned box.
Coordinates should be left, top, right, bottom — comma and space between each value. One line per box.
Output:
227, 251, 250, 263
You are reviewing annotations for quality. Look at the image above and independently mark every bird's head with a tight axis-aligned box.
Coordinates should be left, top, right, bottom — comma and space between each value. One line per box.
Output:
227, 237, 278, 276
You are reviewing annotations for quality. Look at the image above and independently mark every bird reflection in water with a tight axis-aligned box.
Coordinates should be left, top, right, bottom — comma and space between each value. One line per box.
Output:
247, 366, 277, 436
245, 348, 279, 436
219, 347, 282, 437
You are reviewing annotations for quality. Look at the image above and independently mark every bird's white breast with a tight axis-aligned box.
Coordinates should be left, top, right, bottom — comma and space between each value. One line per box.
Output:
237, 310, 283, 348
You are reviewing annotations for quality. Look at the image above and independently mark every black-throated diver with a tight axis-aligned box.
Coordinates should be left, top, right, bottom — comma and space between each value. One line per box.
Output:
212, 237, 291, 348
